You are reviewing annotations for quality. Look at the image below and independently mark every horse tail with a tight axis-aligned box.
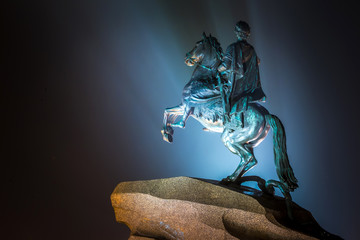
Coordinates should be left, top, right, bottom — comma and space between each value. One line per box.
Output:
265, 114, 298, 191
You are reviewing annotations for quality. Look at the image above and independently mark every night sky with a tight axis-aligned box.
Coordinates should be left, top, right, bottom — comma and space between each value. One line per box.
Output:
3, 0, 360, 239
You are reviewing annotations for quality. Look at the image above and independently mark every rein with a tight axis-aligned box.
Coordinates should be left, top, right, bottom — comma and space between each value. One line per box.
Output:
185, 53, 213, 71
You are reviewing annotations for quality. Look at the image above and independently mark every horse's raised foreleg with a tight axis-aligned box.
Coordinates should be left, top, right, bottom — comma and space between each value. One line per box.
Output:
163, 105, 184, 125
170, 104, 193, 128
161, 105, 185, 143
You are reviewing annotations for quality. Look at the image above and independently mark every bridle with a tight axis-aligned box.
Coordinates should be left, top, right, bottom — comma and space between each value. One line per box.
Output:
185, 37, 223, 72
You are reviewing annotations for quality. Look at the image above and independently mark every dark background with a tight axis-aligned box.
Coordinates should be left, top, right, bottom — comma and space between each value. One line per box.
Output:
2, 0, 360, 239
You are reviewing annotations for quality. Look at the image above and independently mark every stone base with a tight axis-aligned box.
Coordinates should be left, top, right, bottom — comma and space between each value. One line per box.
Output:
111, 177, 342, 240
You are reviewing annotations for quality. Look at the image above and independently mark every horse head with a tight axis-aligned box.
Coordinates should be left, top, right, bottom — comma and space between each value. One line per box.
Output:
185, 32, 223, 69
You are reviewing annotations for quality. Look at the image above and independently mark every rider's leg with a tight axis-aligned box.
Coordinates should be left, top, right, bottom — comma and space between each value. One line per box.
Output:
229, 96, 249, 128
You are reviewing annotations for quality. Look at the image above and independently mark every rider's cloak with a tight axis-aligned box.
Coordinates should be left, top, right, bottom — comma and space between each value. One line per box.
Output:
222, 40, 266, 113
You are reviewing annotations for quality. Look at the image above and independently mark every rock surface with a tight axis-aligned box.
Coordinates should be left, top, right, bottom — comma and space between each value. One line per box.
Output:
111, 177, 341, 240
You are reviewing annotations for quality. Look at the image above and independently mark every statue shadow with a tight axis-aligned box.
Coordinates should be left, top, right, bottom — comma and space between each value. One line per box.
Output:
193, 176, 343, 240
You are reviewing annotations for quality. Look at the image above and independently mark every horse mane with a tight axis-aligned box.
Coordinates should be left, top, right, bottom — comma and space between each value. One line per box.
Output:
189, 34, 223, 122
206, 35, 223, 60
211, 36, 223, 57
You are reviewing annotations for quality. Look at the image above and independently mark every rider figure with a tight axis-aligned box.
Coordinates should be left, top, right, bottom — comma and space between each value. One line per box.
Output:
218, 21, 266, 126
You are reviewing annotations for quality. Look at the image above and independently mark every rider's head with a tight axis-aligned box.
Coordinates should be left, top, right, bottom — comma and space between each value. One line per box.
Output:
234, 21, 250, 41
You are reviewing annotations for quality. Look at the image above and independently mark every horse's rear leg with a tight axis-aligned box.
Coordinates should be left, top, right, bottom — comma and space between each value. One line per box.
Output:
235, 146, 258, 182
221, 131, 258, 183
222, 144, 257, 183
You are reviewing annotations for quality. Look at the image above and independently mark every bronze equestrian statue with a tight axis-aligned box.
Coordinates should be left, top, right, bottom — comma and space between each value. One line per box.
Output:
161, 21, 298, 197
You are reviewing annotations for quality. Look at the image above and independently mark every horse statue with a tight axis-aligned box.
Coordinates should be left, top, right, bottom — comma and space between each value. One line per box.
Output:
161, 33, 298, 196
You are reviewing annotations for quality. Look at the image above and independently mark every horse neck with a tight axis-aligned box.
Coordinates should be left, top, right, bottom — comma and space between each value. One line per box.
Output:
201, 48, 220, 69
191, 66, 210, 79
192, 50, 220, 79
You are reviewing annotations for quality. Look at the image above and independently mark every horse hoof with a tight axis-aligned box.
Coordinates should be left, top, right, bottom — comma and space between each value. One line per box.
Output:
161, 129, 173, 143
167, 134, 173, 143
220, 177, 233, 185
